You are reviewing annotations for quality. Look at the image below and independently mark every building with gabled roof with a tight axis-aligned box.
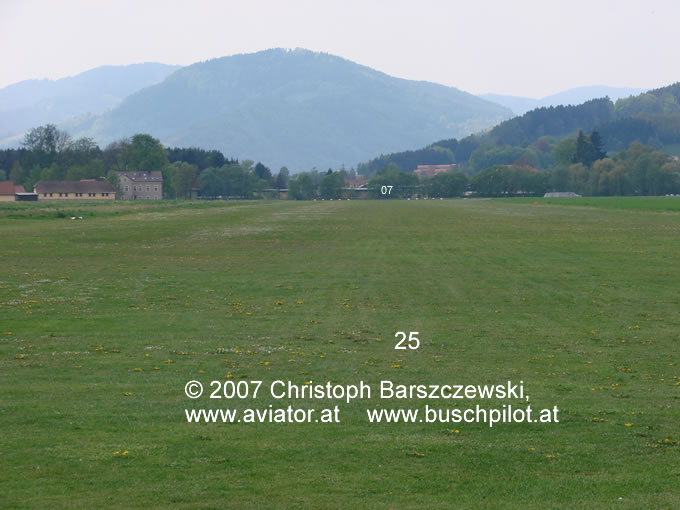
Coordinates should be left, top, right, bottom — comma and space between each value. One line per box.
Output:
34, 179, 115, 200
413, 164, 457, 179
117, 171, 163, 200
0, 181, 19, 201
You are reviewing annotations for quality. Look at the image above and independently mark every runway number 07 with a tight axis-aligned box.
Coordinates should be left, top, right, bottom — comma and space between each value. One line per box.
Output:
394, 331, 420, 350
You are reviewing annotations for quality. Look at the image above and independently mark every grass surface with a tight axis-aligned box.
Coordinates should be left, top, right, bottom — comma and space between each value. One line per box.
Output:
1, 198, 679, 508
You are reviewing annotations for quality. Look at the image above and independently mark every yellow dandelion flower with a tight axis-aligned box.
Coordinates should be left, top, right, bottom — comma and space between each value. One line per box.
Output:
114, 451, 120, 456
625, 423, 633, 427
124, 392, 133, 396
122, 450, 128, 456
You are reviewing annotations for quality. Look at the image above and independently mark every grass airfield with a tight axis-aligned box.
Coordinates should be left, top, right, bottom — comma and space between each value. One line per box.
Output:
1, 197, 679, 508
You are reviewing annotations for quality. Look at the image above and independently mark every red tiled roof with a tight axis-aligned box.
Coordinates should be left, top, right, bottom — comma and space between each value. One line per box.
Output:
0, 181, 16, 195
35, 180, 115, 193
14, 185, 25, 193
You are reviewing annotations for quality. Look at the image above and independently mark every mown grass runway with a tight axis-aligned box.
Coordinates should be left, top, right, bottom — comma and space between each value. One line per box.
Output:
1, 198, 679, 508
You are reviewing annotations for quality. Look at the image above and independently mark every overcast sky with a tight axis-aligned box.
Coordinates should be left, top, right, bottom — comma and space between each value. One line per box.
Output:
2, 0, 678, 98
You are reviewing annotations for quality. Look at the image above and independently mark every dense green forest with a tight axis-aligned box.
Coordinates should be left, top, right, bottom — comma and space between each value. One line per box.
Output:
360, 82, 680, 175
355, 82, 680, 196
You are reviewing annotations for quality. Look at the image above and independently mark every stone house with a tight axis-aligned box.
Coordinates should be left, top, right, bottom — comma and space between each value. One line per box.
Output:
117, 171, 163, 200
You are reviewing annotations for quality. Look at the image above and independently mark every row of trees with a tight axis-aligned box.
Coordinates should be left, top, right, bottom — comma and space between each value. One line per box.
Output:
286, 165, 469, 200
467, 142, 680, 197
0, 124, 293, 198
4, 124, 678, 200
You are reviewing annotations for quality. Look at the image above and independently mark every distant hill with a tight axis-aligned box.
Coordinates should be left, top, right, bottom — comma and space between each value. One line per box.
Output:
64, 48, 512, 171
358, 82, 680, 175
0, 63, 181, 142
481, 86, 648, 116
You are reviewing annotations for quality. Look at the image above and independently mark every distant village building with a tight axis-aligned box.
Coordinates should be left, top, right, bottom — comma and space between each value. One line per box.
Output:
255, 189, 289, 200
345, 178, 368, 188
349, 187, 370, 199
544, 192, 582, 198
34, 180, 115, 200
117, 171, 163, 200
413, 164, 457, 179
0, 181, 21, 201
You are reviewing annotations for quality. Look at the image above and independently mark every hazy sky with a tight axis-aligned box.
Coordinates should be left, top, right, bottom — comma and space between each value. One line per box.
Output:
2, 0, 679, 97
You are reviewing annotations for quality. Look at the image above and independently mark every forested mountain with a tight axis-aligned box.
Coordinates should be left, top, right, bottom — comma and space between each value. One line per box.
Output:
359, 82, 680, 175
0, 63, 180, 143
64, 48, 512, 171
481, 86, 647, 115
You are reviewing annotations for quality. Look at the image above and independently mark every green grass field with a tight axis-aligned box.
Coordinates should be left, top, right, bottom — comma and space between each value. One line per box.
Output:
1, 198, 679, 508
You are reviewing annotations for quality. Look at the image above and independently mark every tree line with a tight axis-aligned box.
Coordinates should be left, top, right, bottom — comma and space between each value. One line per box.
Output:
355, 135, 680, 198
0, 124, 291, 198
4, 122, 679, 200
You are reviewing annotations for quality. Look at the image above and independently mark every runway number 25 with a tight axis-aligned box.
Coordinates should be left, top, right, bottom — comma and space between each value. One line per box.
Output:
395, 331, 420, 350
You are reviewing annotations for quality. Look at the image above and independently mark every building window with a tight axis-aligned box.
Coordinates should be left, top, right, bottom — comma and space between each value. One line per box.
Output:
88, 193, 95, 197
146, 185, 150, 191
124, 186, 129, 192
154, 185, 159, 191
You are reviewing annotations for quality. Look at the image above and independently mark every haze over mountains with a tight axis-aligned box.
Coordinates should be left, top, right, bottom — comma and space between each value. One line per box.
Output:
480, 86, 648, 116
0, 63, 180, 142
0, 48, 655, 172
62, 49, 513, 170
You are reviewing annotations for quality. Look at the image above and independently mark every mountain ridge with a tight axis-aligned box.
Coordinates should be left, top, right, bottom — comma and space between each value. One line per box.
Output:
64, 48, 513, 170
0, 63, 181, 141
480, 85, 648, 116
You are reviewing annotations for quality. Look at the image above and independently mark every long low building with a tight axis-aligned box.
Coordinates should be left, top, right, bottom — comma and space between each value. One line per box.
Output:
34, 179, 116, 200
